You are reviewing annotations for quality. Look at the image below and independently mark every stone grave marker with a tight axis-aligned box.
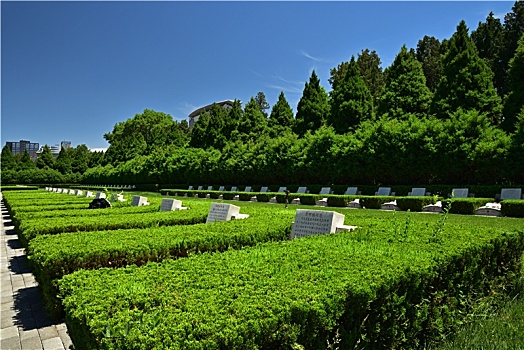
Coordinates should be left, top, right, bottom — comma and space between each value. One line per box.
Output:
278, 186, 287, 192
207, 186, 213, 190
345, 187, 359, 195
291, 209, 356, 239
260, 186, 268, 192
231, 186, 238, 192
376, 187, 392, 196
219, 186, 225, 191
85, 191, 94, 198
319, 187, 331, 195
297, 187, 307, 193
160, 198, 187, 211
110, 193, 125, 202
197, 186, 203, 190
206, 203, 248, 223
75, 190, 83, 196
501, 188, 523, 200
452, 188, 469, 198
69, 189, 76, 195
381, 200, 400, 211
409, 188, 428, 196
244, 186, 252, 192
132, 195, 149, 206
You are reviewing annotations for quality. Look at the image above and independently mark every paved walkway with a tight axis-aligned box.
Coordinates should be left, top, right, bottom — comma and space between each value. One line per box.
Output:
1, 196, 73, 350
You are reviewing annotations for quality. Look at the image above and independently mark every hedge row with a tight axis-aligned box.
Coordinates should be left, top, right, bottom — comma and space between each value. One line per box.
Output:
58, 222, 524, 349
29, 207, 294, 318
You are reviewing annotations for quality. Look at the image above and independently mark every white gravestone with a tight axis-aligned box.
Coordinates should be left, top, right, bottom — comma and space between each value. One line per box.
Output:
75, 190, 83, 196
347, 198, 361, 209
231, 186, 238, 192
197, 186, 203, 190
206, 203, 248, 223
132, 196, 150, 206
451, 188, 469, 198
85, 191, 94, 198
160, 198, 187, 211
423, 201, 444, 213
207, 186, 213, 190
95, 192, 106, 199
188, 185, 194, 190
69, 189, 76, 195
475, 202, 502, 217
219, 186, 225, 191
381, 200, 400, 211
291, 209, 357, 240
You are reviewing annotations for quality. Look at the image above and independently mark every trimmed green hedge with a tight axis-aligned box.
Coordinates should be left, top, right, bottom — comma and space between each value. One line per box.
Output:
442, 198, 494, 215
29, 207, 293, 319
501, 200, 524, 218
396, 196, 437, 212
326, 195, 360, 207
0, 186, 39, 191
299, 194, 322, 205
360, 196, 396, 209
58, 223, 524, 349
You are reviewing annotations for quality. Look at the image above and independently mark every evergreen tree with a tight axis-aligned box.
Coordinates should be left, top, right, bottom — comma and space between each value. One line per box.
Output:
357, 49, 385, 107
205, 104, 227, 149
36, 145, 55, 169
294, 70, 330, 136
18, 150, 36, 170
502, 33, 524, 132
328, 56, 374, 133
238, 97, 267, 137
55, 147, 73, 174
189, 110, 210, 148
71, 144, 91, 173
223, 100, 242, 140
416, 35, 443, 92
378, 45, 432, 118
471, 12, 505, 95
268, 91, 294, 136
254, 92, 270, 118
430, 20, 503, 123
500, 1, 524, 96
328, 61, 349, 92
0, 145, 16, 171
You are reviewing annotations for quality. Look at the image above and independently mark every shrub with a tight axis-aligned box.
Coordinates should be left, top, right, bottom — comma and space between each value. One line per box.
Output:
360, 196, 396, 209
396, 196, 437, 212
501, 200, 524, 218
442, 198, 493, 215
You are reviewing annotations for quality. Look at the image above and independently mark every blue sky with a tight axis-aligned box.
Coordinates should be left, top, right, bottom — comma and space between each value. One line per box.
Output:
1, 1, 516, 150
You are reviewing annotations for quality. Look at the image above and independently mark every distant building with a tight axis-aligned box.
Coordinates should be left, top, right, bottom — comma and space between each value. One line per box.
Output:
35, 144, 61, 158
5, 140, 39, 160
188, 100, 236, 129
61, 141, 72, 150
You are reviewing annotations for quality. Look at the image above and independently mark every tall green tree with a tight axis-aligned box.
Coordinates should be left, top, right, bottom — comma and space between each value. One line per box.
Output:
471, 12, 505, 95
18, 150, 36, 170
378, 45, 432, 118
328, 56, 374, 133
502, 33, 524, 132
1, 145, 16, 171
55, 147, 73, 174
238, 97, 267, 137
294, 70, 330, 136
356, 49, 385, 108
499, 1, 524, 96
268, 91, 294, 136
254, 92, 270, 118
430, 20, 503, 123
70, 144, 91, 173
36, 145, 55, 169
416, 35, 443, 92
189, 110, 211, 148
328, 61, 349, 92
223, 100, 242, 140
104, 109, 187, 164
205, 104, 228, 149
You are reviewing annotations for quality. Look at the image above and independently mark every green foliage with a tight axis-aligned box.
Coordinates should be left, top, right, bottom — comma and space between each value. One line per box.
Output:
328, 56, 374, 133
502, 33, 524, 133
1, 145, 16, 171
378, 45, 432, 119
36, 145, 56, 169
396, 196, 437, 212
268, 91, 294, 136
294, 70, 330, 136
356, 49, 385, 108
58, 215, 524, 349
360, 196, 396, 209
499, 1, 524, 96
238, 96, 268, 138
431, 21, 503, 124
501, 200, 524, 218
18, 150, 36, 170
254, 91, 270, 118
416, 35, 443, 92
441, 198, 494, 215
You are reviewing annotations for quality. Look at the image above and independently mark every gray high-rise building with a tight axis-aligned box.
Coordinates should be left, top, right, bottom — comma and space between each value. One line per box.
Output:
5, 140, 40, 160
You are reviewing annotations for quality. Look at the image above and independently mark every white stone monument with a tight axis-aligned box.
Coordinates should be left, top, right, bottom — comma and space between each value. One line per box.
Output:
160, 198, 187, 211
110, 193, 126, 202
206, 203, 249, 223
132, 195, 150, 206
381, 200, 400, 211
85, 191, 94, 198
423, 201, 444, 213
69, 189, 76, 195
75, 190, 83, 196
347, 198, 361, 209
291, 209, 357, 240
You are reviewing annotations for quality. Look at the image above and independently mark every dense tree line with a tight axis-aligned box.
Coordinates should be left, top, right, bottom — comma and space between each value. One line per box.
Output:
2, 4, 524, 186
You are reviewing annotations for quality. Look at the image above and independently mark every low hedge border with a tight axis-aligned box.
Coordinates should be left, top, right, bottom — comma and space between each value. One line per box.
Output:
501, 200, 524, 218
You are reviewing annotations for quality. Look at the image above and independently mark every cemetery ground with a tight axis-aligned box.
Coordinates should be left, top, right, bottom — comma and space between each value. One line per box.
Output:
1, 189, 524, 349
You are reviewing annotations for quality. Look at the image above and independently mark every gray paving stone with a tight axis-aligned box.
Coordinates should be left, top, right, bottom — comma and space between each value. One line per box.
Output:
1, 325, 19, 338
42, 337, 64, 350
38, 325, 59, 340
1, 335, 22, 350
21, 336, 43, 350
19, 328, 39, 340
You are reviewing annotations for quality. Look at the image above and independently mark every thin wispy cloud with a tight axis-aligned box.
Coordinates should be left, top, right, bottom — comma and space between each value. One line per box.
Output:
177, 102, 198, 116
272, 73, 303, 86
300, 50, 326, 63
267, 84, 303, 94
